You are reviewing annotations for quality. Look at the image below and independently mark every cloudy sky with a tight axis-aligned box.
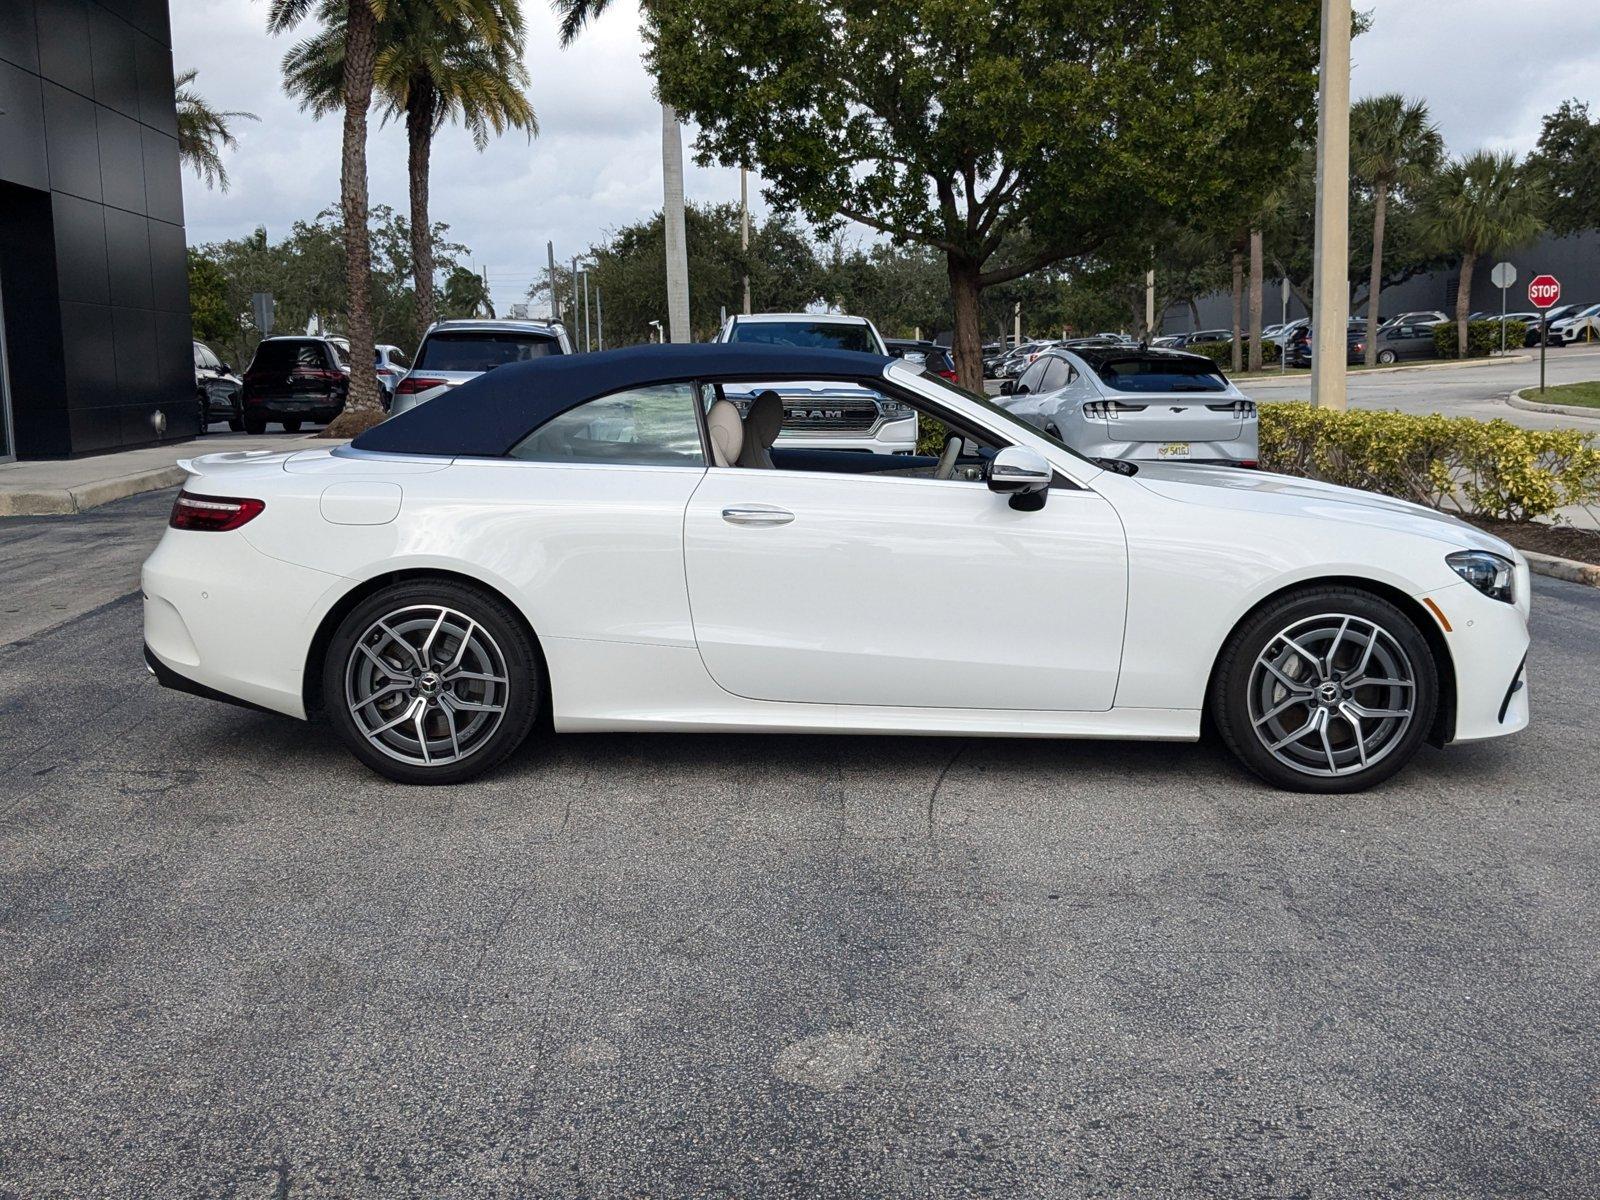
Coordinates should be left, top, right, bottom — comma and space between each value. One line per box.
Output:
173, 0, 1600, 317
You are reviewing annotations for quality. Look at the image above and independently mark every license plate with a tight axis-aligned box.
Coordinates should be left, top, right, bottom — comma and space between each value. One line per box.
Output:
1157, 442, 1191, 458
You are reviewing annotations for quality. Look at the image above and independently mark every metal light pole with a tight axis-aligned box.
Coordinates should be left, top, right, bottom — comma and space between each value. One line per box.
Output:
547, 241, 560, 322
740, 167, 752, 316
1145, 267, 1156, 337
596, 288, 604, 351
1310, 0, 1351, 411
581, 270, 592, 352
570, 256, 579, 341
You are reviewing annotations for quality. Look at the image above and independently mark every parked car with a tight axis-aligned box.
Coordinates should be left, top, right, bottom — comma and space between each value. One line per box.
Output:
239, 336, 350, 433
374, 344, 410, 408
1371, 321, 1442, 364
391, 319, 572, 416
995, 341, 1055, 379
997, 345, 1257, 467
1170, 329, 1232, 348
1269, 318, 1310, 350
143, 343, 1531, 793
1553, 302, 1600, 345
1379, 310, 1448, 332
1149, 334, 1186, 350
885, 338, 957, 381
1523, 303, 1585, 347
1285, 322, 1368, 369
193, 340, 242, 433
717, 314, 912, 454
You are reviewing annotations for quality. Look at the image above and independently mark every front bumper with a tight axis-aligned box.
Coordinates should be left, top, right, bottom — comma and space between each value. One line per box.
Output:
1415, 578, 1531, 742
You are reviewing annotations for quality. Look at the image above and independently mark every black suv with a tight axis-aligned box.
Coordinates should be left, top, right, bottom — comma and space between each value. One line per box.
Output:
240, 337, 350, 433
193, 340, 243, 432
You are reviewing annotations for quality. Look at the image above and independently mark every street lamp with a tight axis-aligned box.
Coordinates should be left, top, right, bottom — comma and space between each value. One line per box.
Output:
648, 320, 663, 344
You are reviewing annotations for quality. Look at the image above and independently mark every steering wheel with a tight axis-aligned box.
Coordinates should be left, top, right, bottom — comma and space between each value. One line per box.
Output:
935, 434, 964, 481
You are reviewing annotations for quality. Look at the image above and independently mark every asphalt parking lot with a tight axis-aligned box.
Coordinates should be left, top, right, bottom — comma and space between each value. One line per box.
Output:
3, 492, 1599, 1197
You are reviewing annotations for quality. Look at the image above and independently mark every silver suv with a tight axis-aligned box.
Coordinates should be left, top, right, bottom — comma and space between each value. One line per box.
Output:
390, 319, 573, 416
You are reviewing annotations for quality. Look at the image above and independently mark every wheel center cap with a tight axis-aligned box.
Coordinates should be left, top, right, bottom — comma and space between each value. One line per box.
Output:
1316, 681, 1341, 705
417, 672, 442, 698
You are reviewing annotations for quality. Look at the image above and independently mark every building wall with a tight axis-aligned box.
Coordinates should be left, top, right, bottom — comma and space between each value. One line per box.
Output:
1176, 230, 1600, 333
0, 0, 192, 459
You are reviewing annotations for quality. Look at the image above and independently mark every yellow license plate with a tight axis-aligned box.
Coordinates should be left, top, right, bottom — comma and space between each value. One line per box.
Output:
1157, 442, 1191, 458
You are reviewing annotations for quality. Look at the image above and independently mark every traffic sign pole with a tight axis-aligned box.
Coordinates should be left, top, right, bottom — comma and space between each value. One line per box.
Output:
1528, 273, 1562, 395
1541, 318, 1547, 393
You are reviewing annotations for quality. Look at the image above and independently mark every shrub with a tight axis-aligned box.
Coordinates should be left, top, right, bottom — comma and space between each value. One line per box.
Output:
1259, 402, 1600, 522
1431, 318, 1507, 359
1185, 338, 1282, 370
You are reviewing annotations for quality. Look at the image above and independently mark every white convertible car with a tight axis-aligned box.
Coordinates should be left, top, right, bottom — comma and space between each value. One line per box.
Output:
142, 345, 1530, 792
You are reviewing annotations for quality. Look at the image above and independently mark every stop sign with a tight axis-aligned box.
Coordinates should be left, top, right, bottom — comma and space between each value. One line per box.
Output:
1529, 274, 1562, 309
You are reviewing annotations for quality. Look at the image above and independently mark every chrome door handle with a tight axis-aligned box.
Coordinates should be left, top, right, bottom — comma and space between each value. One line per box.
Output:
721, 505, 794, 527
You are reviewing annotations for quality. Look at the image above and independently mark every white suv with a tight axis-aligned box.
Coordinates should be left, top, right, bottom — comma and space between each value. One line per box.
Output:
390, 319, 573, 416
1552, 302, 1600, 346
714, 313, 915, 454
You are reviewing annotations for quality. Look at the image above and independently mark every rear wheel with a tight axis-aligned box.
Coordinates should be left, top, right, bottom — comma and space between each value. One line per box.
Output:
1377, 349, 1398, 364
322, 580, 540, 784
1210, 586, 1438, 793
282, 419, 303, 432
243, 413, 266, 435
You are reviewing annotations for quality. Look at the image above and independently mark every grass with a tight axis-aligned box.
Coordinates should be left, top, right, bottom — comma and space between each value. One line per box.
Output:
1531, 380, 1600, 409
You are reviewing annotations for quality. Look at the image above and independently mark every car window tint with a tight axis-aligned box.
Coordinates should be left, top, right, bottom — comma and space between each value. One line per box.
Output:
417, 332, 559, 371
1040, 358, 1070, 391
1016, 360, 1047, 392
510, 384, 705, 467
251, 340, 329, 370
727, 321, 877, 353
1081, 354, 1228, 393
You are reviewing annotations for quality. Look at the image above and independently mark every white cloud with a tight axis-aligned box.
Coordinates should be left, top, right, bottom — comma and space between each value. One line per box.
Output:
172, 0, 1599, 319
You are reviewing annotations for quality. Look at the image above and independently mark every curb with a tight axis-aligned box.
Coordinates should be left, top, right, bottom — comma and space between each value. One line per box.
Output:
1523, 549, 1600, 589
1506, 387, 1600, 421
0, 465, 186, 517
1241, 354, 1533, 387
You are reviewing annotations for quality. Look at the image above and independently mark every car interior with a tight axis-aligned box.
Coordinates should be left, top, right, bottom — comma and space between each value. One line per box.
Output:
699, 380, 1002, 482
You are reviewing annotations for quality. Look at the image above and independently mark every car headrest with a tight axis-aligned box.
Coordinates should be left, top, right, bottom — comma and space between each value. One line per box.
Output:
706, 399, 744, 467
744, 390, 783, 450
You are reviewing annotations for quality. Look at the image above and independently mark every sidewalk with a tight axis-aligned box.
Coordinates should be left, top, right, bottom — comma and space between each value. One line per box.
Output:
0, 432, 326, 516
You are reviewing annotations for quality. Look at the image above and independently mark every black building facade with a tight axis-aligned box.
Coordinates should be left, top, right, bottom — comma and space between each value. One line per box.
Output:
0, 0, 191, 463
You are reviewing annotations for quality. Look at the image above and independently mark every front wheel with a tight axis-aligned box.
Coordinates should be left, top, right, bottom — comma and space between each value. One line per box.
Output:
1209, 586, 1438, 793
1377, 349, 1398, 364
322, 580, 540, 784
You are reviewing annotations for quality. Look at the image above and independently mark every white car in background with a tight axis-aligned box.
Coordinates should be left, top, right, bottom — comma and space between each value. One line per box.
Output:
1552, 302, 1600, 345
141, 344, 1529, 794
390, 319, 573, 416
997, 345, 1259, 467
714, 313, 915, 454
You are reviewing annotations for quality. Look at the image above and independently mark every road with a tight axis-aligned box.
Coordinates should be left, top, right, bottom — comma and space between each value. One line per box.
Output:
3, 494, 1599, 1197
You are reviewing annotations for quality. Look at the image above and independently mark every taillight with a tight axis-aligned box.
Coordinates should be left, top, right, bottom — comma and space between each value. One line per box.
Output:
169, 491, 265, 532
396, 376, 448, 395
938, 369, 958, 382
1238, 459, 1260, 469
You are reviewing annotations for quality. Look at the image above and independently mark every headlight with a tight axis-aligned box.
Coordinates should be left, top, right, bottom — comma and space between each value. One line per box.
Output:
879, 398, 913, 419
1447, 550, 1515, 604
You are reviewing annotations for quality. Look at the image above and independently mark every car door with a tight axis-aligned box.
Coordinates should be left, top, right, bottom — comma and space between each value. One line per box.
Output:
682, 452, 1128, 712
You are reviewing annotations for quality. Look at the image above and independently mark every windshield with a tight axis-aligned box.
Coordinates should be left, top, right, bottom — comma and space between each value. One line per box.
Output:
416, 331, 559, 371
728, 321, 878, 353
1080, 354, 1228, 393
910, 370, 1094, 467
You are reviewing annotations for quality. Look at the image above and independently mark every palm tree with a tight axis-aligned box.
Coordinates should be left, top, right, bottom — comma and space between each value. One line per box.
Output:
174, 69, 258, 191
282, 0, 533, 341
1352, 95, 1443, 365
554, 0, 691, 344
1423, 152, 1544, 358
269, 0, 388, 436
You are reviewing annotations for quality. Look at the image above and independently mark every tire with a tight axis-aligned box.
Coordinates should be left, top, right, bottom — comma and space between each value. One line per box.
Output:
243, 413, 266, 435
196, 393, 209, 434
1209, 585, 1438, 793
1377, 349, 1397, 364
322, 579, 540, 784
282, 419, 303, 432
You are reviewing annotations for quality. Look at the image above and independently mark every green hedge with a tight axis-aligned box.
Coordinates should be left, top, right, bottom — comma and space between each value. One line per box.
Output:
1432, 318, 1522, 359
1260, 402, 1600, 522
1185, 337, 1282, 370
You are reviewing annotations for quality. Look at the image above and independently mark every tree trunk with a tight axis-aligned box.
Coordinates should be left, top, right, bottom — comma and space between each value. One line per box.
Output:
1230, 248, 1244, 373
323, 0, 381, 439
1187, 298, 1201, 331
1364, 180, 1388, 367
661, 104, 691, 343
1455, 251, 1477, 359
1248, 228, 1264, 372
948, 255, 984, 392
407, 81, 437, 342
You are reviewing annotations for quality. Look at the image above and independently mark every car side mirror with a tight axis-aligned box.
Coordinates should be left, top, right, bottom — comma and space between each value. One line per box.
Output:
998, 380, 1015, 394
987, 446, 1052, 510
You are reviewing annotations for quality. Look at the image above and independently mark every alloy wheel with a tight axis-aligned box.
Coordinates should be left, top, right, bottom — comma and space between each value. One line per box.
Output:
344, 604, 510, 767
1247, 613, 1416, 778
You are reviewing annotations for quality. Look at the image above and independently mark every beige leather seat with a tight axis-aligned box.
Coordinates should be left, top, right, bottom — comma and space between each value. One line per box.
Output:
737, 390, 783, 469
706, 399, 744, 467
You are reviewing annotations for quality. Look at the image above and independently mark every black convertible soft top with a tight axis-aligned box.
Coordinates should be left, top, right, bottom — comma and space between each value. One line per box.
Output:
352, 343, 895, 458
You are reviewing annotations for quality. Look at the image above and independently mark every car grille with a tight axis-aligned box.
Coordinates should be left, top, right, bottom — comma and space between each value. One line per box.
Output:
781, 398, 878, 432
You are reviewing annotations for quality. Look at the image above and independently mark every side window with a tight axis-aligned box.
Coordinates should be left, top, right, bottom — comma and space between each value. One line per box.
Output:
1015, 360, 1047, 393
510, 383, 705, 467
1039, 358, 1070, 392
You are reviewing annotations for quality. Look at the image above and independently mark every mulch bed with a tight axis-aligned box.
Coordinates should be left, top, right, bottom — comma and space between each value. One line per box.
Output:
1466, 516, 1600, 567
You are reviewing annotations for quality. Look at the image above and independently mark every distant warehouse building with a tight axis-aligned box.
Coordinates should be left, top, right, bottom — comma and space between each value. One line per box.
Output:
0, 0, 191, 463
